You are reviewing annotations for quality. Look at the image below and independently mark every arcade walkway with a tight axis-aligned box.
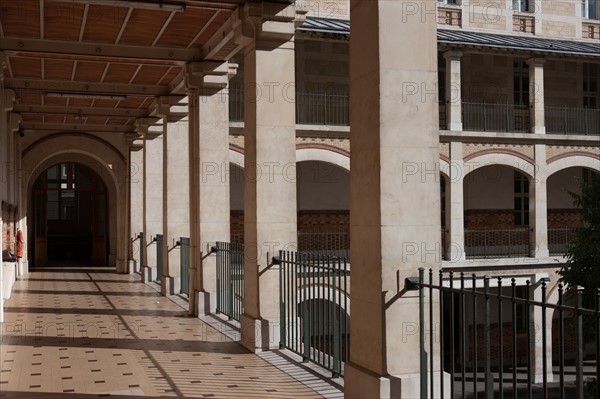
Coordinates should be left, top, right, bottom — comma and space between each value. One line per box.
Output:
0, 270, 326, 398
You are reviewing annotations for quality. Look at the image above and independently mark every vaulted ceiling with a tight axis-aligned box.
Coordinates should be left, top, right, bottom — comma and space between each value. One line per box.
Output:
0, 0, 251, 135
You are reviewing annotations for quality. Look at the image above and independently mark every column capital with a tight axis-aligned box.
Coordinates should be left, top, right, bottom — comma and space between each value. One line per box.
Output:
183, 62, 237, 94
2, 89, 16, 111
526, 57, 546, 67
234, 2, 306, 45
152, 96, 188, 118
135, 117, 162, 139
443, 50, 463, 60
0, 52, 6, 82
9, 112, 21, 132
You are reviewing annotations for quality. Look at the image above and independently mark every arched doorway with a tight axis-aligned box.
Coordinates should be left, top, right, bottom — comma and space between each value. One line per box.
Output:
31, 163, 109, 267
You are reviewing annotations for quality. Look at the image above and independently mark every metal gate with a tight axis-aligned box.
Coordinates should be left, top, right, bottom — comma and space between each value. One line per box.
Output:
277, 251, 349, 377
413, 268, 600, 399
179, 237, 190, 295
155, 234, 163, 283
214, 242, 244, 321
138, 232, 144, 272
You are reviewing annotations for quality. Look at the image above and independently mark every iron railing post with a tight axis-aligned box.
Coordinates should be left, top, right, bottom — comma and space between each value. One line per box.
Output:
559, 283, 565, 399
484, 276, 492, 399
576, 287, 584, 399
419, 268, 427, 399
498, 277, 504, 399
526, 280, 532, 399
541, 280, 548, 398
429, 269, 435, 398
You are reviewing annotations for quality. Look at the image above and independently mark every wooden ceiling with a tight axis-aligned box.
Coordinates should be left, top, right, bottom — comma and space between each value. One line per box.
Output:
0, 0, 246, 134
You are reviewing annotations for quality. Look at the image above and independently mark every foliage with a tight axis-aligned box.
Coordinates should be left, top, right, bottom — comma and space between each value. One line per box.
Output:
559, 173, 600, 308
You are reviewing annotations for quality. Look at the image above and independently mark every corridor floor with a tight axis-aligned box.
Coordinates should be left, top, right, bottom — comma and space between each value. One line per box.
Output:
0, 269, 324, 398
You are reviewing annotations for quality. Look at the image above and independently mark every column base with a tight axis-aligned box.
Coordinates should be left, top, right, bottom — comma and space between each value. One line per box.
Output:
128, 260, 136, 274
240, 313, 280, 353
116, 259, 128, 274
141, 266, 153, 282
534, 373, 554, 384
195, 290, 216, 316
533, 126, 546, 134
344, 362, 451, 399
160, 276, 180, 296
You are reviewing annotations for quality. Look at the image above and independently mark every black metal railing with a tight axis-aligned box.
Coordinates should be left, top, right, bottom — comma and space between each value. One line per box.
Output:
214, 242, 244, 321
155, 234, 163, 283
138, 231, 144, 271
277, 251, 350, 377
548, 227, 578, 256
546, 106, 600, 136
178, 237, 190, 296
439, 101, 447, 130
463, 102, 530, 133
414, 269, 600, 399
228, 88, 350, 126
297, 231, 350, 259
464, 228, 530, 259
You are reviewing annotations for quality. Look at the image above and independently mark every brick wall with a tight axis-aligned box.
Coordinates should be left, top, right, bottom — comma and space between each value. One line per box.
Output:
464, 209, 515, 229
548, 209, 583, 229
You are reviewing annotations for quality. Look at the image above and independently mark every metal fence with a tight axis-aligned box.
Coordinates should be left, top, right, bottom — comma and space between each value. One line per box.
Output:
276, 251, 350, 377
227, 88, 350, 126
415, 269, 600, 399
549, 227, 578, 256
155, 234, 163, 283
297, 231, 349, 259
178, 237, 190, 296
464, 228, 530, 259
214, 242, 244, 321
463, 102, 530, 133
546, 106, 600, 136
296, 92, 349, 126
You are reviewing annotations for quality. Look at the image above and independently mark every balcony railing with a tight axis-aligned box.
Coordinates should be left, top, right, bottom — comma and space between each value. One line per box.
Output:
228, 88, 349, 126
439, 102, 447, 130
545, 106, 600, 135
548, 227, 578, 256
464, 228, 530, 259
462, 102, 530, 133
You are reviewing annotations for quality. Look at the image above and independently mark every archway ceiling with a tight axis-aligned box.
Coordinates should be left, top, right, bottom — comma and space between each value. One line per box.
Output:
0, 0, 255, 136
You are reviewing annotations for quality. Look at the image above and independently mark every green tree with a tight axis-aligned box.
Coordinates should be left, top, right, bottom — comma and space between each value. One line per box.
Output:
559, 173, 600, 302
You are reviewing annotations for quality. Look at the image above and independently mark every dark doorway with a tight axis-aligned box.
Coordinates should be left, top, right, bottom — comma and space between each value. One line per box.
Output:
32, 163, 108, 267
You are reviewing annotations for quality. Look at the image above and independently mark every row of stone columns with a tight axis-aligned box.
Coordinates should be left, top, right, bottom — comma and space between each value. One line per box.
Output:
125, 1, 443, 397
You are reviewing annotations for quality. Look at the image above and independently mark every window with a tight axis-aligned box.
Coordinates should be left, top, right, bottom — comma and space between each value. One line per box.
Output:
515, 286, 529, 333
438, 0, 458, 4
582, 0, 598, 19
513, 0, 531, 12
514, 171, 529, 226
46, 163, 78, 222
583, 63, 599, 109
513, 59, 530, 106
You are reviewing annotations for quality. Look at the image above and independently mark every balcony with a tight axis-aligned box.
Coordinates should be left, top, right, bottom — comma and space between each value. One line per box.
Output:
513, 13, 535, 33
462, 102, 530, 133
583, 20, 600, 39
545, 106, 600, 135
437, 4, 462, 27
548, 227, 577, 256
228, 88, 349, 126
464, 228, 530, 259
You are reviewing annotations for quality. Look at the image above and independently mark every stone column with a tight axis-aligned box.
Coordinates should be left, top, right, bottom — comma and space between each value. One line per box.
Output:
528, 58, 546, 134
128, 138, 144, 273
531, 281, 554, 383
345, 1, 443, 398
447, 142, 466, 262
0, 54, 7, 321
183, 62, 236, 315
444, 51, 463, 131
530, 144, 549, 258
138, 119, 163, 282
157, 97, 190, 296
236, 2, 302, 352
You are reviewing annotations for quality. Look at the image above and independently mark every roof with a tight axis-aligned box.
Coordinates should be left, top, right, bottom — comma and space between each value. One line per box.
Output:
299, 17, 600, 58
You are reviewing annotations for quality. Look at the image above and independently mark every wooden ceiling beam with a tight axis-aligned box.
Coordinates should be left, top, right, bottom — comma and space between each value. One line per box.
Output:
14, 104, 148, 118
5, 77, 169, 96
152, 10, 177, 46
78, 4, 90, 42
0, 37, 201, 63
21, 122, 136, 133
115, 7, 134, 44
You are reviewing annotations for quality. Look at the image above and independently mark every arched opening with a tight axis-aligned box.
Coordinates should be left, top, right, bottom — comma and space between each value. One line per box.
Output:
31, 162, 109, 267
297, 161, 350, 257
463, 165, 531, 258
547, 166, 599, 255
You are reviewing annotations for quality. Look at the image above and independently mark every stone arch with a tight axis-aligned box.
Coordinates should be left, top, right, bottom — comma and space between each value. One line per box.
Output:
21, 134, 128, 273
463, 152, 535, 179
296, 147, 350, 172
547, 154, 600, 178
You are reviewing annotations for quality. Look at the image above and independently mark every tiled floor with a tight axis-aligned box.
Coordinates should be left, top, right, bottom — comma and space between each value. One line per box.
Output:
0, 268, 325, 398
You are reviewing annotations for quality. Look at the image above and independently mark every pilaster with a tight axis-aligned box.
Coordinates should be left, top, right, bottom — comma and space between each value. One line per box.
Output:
531, 144, 549, 258
448, 142, 466, 262
444, 51, 463, 132
528, 58, 546, 134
